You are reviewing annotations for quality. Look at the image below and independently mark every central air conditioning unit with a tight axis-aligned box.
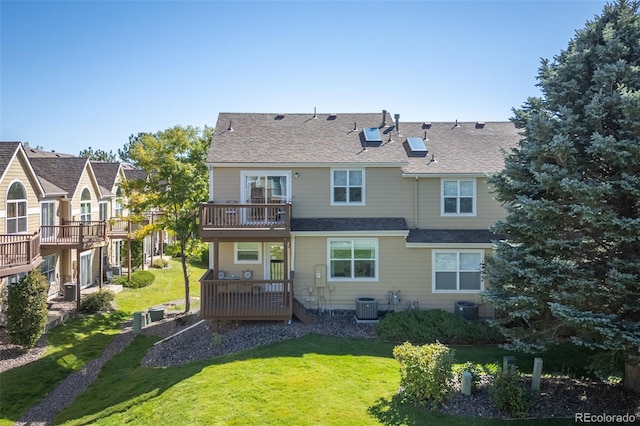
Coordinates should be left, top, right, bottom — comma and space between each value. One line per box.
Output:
355, 297, 378, 321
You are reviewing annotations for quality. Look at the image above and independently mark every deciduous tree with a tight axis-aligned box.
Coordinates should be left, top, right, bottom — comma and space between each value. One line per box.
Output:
120, 125, 211, 312
483, 0, 640, 388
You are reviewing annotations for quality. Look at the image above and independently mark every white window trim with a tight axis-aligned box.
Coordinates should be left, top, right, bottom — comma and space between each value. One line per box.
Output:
234, 242, 262, 264
441, 178, 477, 216
6, 180, 28, 234
330, 169, 365, 206
99, 201, 109, 221
432, 249, 484, 293
80, 251, 93, 288
240, 170, 292, 204
80, 187, 92, 222
327, 238, 379, 282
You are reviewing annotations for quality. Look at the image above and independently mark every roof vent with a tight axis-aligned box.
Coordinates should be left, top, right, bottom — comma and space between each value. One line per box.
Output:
422, 122, 432, 129
394, 113, 400, 134
227, 120, 233, 132
381, 109, 388, 127
327, 114, 337, 120
451, 119, 460, 130
475, 121, 485, 128
405, 137, 428, 157
313, 107, 317, 118
275, 114, 285, 120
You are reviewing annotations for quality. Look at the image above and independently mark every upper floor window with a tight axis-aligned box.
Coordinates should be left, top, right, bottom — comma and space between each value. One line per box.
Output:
331, 169, 364, 205
433, 250, 483, 292
115, 187, 123, 217
328, 238, 377, 281
99, 202, 108, 221
80, 188, 91, 222
442, 179, 476, 215
6, 182, 27, 233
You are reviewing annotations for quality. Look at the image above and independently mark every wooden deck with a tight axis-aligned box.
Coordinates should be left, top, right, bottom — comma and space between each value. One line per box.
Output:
200, 269, 293, 323
199, 202, 291, 241
40, 221, 107, 249
107, 218, 142, 239
0, 232, 42, 277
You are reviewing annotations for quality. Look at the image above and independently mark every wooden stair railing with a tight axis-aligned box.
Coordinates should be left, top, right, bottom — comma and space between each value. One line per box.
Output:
292, 297, 315, 325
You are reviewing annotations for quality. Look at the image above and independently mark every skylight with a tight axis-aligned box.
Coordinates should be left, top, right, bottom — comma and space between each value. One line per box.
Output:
406, 137, 428, 157
363, 127, 382, 142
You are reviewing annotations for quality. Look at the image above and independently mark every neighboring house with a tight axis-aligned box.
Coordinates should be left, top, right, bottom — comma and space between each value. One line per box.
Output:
0, 142, 43, 324
26, 151, 109, 306
199, 111, 519, 325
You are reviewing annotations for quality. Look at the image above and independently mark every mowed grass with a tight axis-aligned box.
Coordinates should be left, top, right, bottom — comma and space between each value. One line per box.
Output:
53, 333, 584, 426
114, 258, 205, 315
0, 258, 202, 426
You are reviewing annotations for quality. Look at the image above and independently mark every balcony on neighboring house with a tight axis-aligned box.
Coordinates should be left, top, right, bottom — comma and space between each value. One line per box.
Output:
0, 232, 42, 278
107, 218, 143, 239
199, 269, 293, 325
40, 220, 108, 250
199, 202, 291, 241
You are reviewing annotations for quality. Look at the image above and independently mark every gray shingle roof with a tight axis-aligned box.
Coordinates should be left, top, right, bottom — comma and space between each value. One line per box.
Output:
0, 142, 21, 178
291, 217, 408, 232
406, 229, 503, 244
91, 162, 121, 190
208, 112, 520, 174
29, 157, 91, 195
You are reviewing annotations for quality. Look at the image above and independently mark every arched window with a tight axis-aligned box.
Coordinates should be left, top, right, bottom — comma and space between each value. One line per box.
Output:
80, 188, 91, 222
7, 182, 27, 233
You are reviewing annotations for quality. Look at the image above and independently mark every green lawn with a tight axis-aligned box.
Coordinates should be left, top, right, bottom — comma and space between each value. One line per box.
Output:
0, 259, 591, 425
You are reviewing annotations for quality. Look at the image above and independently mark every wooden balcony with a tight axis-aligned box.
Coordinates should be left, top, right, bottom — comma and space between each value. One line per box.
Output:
199, 202, 291, 241
0, 232, 42, 277
107, 218, 142, 239
40, 220, 107, 249
200, 269, 293, 324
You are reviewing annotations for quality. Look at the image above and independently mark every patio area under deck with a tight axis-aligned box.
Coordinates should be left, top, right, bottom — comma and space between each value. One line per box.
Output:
200, 270, 293, 328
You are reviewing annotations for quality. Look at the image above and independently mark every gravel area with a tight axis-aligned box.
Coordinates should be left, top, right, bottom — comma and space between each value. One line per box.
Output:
141, 311, 377, 367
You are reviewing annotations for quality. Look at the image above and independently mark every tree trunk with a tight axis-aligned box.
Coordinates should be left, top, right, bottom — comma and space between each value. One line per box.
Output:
624, 355, 640, 394
181, 248, 190, 313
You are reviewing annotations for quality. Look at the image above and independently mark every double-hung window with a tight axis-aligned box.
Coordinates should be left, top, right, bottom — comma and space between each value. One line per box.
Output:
442, 179, 476, 215
331, 169, 364, 205
80, 189, 92, 222
433, 251, 483, 292
328, 238, 377, 280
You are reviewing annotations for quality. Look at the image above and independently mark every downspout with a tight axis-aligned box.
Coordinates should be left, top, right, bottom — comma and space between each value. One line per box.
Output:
414, 176, 419, 229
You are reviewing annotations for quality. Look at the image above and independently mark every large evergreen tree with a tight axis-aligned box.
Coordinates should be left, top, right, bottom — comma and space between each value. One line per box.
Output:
484, 0, 640, 383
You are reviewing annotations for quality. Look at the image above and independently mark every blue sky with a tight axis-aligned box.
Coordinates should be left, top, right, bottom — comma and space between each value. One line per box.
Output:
1, 0, 608, 156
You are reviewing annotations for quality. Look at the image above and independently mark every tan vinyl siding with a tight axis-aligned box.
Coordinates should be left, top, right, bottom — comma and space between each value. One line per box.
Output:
71, 169, 101, 220
214, 242, 267, 280
417, 177, 505, 229
212, 166, 414, 219
0, 154, 41, 234
293, 235, 493, 317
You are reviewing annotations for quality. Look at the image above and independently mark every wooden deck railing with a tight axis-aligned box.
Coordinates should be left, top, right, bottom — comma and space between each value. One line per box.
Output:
0, 232, 40, 270
107, 218, 141, 238
200, 203, 291, 230
40, 221, 107, 246
200, 269, 293, 322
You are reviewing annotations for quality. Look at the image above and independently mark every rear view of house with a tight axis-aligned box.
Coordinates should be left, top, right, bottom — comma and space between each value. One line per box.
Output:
199, 111, 519, 325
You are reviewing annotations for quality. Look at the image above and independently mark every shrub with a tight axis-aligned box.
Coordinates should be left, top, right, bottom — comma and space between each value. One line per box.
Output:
122, 270, 155, 288
79, 290, 115, 314
151, 258, 169, 268
393, 341, 455, 408
489, 368, 531, 417
111, 275, 128, 286
377, 309, 503, 345
452, 361, 484, 393
6, 271, 49, 348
